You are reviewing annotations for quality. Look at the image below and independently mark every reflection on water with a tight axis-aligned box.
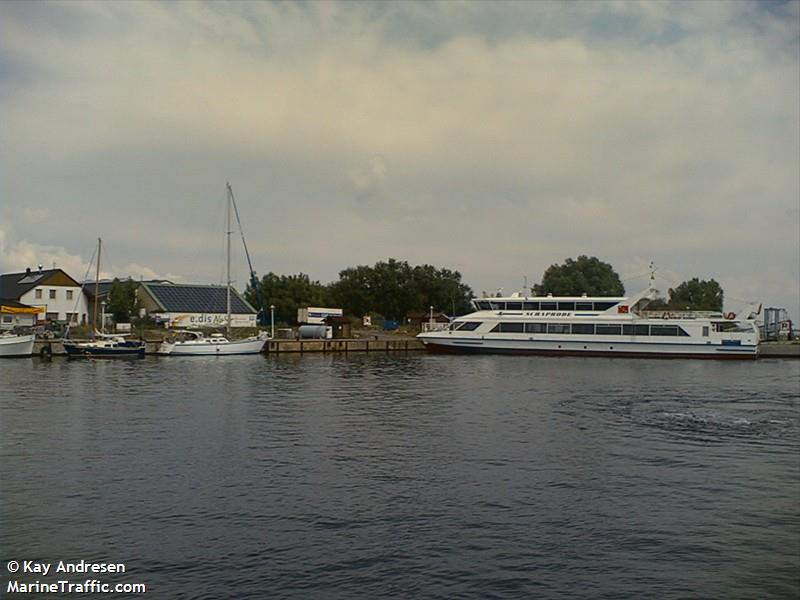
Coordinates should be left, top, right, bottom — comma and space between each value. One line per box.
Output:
1, 354, 798, 599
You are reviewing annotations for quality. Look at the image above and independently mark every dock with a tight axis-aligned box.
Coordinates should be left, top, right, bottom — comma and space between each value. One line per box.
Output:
33, 338, 426, 356
758, 342, 800, 358
30, 339, 798, 358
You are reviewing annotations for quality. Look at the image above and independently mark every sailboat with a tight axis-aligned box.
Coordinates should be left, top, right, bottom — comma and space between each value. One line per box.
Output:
62, 238, 146, 358
158, 184, 268, 356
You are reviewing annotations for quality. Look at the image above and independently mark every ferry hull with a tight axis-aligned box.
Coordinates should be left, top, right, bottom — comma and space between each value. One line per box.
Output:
419, 338, 758, 360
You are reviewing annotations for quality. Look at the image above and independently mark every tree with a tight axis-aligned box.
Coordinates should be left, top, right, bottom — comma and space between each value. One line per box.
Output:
247, 273, 330, 325
665, 278, 723, 311
106, 278, 140, 322
534, 256, 624, 296
329, 259, 474, 320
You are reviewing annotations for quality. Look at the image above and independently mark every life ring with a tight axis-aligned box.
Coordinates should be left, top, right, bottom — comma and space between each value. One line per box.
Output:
725, 312, 735, 320
39, 344, 52, 358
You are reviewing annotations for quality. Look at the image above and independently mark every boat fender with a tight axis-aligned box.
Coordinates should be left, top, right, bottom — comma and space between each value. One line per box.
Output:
725, 312, 735, 320
40, 344, 52, 358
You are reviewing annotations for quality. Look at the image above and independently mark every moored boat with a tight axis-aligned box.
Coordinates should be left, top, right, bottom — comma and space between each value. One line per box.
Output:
157, 183, 268, 357
158, 330, 267, 356
62, 332, 145, 358
417, 282, 761, 359
0, 332, 36, 357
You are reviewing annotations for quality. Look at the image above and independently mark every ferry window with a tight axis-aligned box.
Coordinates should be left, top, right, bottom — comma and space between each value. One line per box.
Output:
575, 302, 593, 311
702, 326, 709, 337
593, 302, 617, 311
495, 322, 525, 333
506, 302, 522, 310
596, 324, 622, 335
558, 302, 575, 311
525, 323, 547, 333
547, 323, 570, 334
523, 302, 539, 310
678, 327, 690, 337
572, 323, 594, 335
634, 324, 649, 335
622, 324, 634, 335
650, 325, 678, 336
457, 321, 482, 331
540, 302, 557, 310
489, 302, 505, 311
476, 301, 492, 310
2, 316, 11, 323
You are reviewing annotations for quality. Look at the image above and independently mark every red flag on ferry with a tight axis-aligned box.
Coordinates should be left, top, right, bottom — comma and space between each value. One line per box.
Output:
618, 305, 629, 314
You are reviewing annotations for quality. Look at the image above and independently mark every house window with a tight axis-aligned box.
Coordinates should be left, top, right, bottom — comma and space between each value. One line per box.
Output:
35, 289, 42, 299
67, 290, 73, 300
2, 316, 11, 324
49, 289, 56, 299
45, 312, 59, 321
66, 313, 78, 324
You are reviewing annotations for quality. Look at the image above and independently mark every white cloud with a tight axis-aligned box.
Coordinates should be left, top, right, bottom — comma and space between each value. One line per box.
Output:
0, 1, 797, 317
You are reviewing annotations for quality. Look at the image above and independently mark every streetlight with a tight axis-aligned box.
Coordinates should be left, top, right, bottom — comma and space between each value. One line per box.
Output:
270, 305, 275, 339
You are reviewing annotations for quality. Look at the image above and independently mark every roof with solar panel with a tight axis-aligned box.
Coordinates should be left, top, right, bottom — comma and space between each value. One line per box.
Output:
140, 282, 256, 314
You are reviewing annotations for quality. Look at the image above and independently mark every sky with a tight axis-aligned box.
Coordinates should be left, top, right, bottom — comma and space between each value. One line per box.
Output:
1, 1, 798, 318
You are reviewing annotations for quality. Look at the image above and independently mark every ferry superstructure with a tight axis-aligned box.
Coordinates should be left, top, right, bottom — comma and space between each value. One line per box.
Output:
417, 285, 761, 359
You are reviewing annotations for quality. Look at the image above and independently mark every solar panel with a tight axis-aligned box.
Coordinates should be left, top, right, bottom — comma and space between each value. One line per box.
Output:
17, 274, 45, 284
147, 284, 254, 314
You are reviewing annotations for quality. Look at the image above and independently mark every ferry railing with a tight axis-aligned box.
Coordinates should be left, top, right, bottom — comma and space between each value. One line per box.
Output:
641, 310, 724, 320
421, 322, 451, 333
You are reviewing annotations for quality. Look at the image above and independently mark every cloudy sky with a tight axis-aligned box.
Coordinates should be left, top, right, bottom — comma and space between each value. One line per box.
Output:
1, 1, 798, 316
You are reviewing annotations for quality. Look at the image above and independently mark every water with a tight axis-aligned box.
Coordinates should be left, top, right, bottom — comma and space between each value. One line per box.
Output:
1, 354, 798, 599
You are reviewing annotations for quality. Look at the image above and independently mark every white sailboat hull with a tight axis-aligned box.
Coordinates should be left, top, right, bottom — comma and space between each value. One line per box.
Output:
0, 334, 36, 357
159, 336, 265, 356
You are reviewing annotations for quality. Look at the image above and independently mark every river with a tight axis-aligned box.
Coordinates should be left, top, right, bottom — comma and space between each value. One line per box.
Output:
1, 354, 798, 598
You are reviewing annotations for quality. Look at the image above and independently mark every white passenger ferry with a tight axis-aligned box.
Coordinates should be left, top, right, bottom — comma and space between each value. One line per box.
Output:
417, 284, 761, 359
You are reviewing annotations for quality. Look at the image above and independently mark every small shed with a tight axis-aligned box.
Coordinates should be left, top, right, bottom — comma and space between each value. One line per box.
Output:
324, 316, 352, 339
406, 311, 449, 331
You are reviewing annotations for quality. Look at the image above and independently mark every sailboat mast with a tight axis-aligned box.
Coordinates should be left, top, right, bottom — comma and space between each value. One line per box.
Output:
226, 184, 232, 338
93, 237, 101, 331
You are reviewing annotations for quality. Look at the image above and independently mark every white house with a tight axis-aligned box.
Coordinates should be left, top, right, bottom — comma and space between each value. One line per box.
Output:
0, 267, 89, 325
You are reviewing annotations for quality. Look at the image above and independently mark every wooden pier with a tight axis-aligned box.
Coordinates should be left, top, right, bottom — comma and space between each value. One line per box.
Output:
33, 338, 426, 356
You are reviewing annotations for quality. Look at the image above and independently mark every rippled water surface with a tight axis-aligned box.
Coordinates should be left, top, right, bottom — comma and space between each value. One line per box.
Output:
2, 354, 799, 599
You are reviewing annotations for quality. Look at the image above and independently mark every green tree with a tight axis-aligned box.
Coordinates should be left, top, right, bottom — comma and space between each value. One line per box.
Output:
665, 278, 723, 311
247, 272, 330, 325
534, 256, 624, 296
106, 278, 140, 322
329, 259, 474, 320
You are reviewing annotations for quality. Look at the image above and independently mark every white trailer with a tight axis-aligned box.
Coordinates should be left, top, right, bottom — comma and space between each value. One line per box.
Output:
297, 307, 343, 325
